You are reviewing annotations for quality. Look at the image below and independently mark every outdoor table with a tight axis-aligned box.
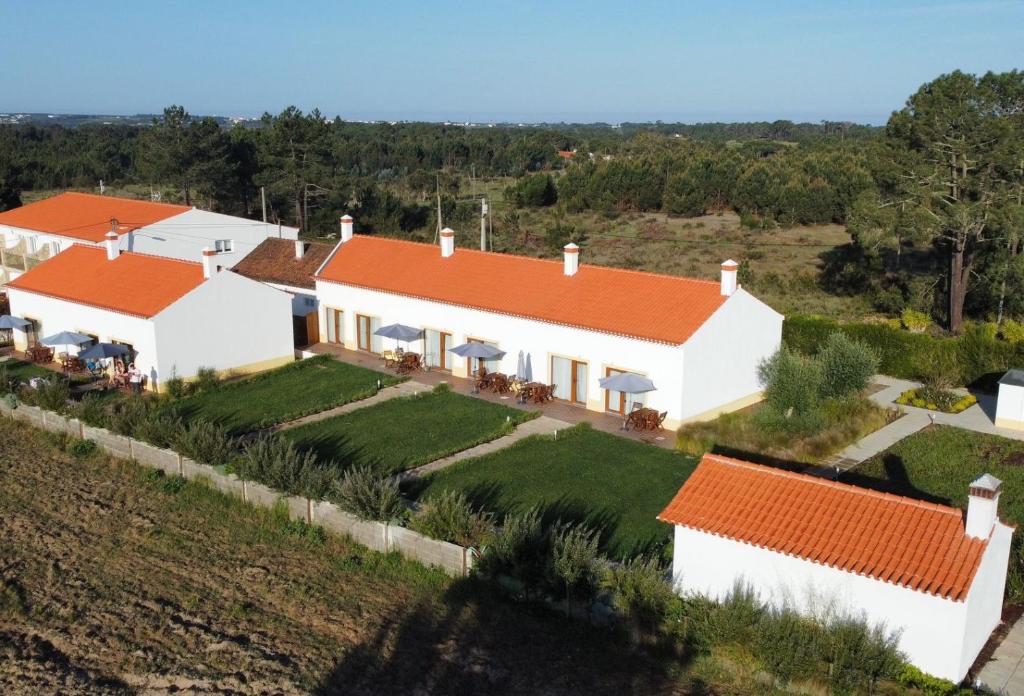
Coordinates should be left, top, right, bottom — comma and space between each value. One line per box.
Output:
627, 407, 664, 431
397, 352, 422, 374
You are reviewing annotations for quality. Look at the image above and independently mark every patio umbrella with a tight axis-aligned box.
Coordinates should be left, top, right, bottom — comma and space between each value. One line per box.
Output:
374, 323, 422, 350
41, 331, 92, 355
0, 315, 30, 330
78, 342, 130, 360
524, 353, 533, 382
516, 351, 527, 380
451, 342, 506, 393
599, 373, 657, 430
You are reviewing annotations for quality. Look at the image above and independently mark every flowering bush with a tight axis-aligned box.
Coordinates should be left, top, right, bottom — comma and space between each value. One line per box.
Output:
895, 388, 976, 414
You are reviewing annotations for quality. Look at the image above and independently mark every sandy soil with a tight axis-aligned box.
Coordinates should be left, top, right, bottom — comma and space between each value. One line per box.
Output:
0, 419, 690, 695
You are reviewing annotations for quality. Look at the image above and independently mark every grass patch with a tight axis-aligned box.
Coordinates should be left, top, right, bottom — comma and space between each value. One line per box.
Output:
0, 358, 54, 382
676, 397, 896, 464
172, 355, 402, 433
409, 424, 697, 559
846, 425, 1024, 526
283, 386, 534, 475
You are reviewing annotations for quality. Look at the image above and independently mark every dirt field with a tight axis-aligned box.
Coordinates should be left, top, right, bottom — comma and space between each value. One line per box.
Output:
0, 419, 692, 695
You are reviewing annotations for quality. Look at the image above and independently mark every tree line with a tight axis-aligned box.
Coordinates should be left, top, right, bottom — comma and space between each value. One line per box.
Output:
0, 69, 1021, 332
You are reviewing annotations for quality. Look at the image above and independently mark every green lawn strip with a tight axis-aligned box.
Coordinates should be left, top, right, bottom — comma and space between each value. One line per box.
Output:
409, 424, 698, 559
2, 358, 57, 381
847, 425, 1024, 526
282, 387, 535, 476
173, 355, 403, 434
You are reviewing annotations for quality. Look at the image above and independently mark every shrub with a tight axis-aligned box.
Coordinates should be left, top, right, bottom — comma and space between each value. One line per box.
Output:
548, 521, 601, 612
479, 507, 549, 599
409, 489, 494, 548
1002, 318, 1024, 344
900, 308, 931, 333
173, 419, 235, 466
162, 371, 192, 400
708, 582, 764, 644
333, 465, 406, 522
106, 396, 156, 436
68, 393, 110, 428
193, 367, 220, 393
67, 438, 98, 459
236, 435, 333, 499
133, 411, 184, 449
753, 607, 826, 685
825, 616, 904, 694
817, 332, 878, 399
758, 347, 822, 416
896, 664, 970, 695
25, 377, 71, 412
602, 556, 675, 644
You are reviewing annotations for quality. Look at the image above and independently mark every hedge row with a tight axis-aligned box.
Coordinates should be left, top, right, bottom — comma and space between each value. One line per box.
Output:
783, 316, 1024, 389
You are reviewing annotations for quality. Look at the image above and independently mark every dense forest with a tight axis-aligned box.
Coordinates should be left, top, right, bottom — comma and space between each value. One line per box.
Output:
0, 70, 1021, 331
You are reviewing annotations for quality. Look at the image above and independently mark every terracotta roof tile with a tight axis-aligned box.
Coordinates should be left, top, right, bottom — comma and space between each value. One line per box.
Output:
316, 235, 730, 344
0, 192, 190, 242
6, 245, 205, 318
232, 238, 333, 290
658, 453, 990, 601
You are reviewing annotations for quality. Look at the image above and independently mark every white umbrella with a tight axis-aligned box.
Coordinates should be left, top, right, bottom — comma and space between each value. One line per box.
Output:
599, 373, 657, 430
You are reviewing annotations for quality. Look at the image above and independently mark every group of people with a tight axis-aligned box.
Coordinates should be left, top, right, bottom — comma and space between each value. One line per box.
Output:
108, 358, 144, 393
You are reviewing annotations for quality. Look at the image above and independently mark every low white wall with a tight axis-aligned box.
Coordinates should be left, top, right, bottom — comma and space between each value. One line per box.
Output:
672, 525, 974, 682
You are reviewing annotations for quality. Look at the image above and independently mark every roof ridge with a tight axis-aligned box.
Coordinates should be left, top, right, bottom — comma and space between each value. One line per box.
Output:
703, 453, 964, 518
344, 233, 723, 286
56, 190, 191, 210
75, 245, 203, 269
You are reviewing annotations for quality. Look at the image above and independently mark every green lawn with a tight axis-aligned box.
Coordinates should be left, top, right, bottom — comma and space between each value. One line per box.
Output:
1, 358, 57, 382
847, 425, 1024, 526
173, 356, 402, 434
283, 386, 534, 475
410, 424, 698, 559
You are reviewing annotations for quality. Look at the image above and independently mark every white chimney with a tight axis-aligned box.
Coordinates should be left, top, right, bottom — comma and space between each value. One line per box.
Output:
104, 230, 119, 261
966, 474, 1001, 539
340, 215, 354, 243
295, 239, 306, 259
201, 246, 216, 279
563, 243, 579, 276
720, 259, 739, 296
441, 227, 455, 258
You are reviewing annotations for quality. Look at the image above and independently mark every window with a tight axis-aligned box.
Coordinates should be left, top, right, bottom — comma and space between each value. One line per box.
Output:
424, 329, 454, 371
467, 337, 500, 374
214, 239, 234, 253
325, 308, 343, 344
604, 367, 644, 415
303, 297, 316, 308
551, 356, 588, 405
22, 316, 40, 346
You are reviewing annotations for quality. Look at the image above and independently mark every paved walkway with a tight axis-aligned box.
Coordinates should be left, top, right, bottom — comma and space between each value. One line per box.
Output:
979, 618, 1024, 695
398, 415, 572, 480
268, 380, 431, 432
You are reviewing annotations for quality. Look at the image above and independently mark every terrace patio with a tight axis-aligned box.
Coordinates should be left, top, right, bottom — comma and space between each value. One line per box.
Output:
305, 342, 676, 449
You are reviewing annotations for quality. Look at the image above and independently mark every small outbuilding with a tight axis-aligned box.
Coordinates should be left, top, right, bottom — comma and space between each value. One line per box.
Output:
996, 369, 1024, 430
659, 453, 1014, 683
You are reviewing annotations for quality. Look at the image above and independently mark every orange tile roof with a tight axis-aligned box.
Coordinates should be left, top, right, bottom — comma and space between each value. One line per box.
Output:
316, 236, 728, 344
658, 454, 990, 601
0, 192, 190, 242
6, 245, 205, 318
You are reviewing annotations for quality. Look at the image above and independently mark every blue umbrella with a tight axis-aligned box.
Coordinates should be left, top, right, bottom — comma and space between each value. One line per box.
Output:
524, 353, 533, 382
450, 342, 505, 360
374, 323, 422, 342
516, 351, 527, 380
0, 315, 30, 330
78, 342, 130, 360
41, 331, 92, 348
599, 373, 656, 394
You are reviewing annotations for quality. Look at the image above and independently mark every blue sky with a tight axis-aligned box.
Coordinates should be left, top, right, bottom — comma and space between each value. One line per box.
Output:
1, 0, 1021, 124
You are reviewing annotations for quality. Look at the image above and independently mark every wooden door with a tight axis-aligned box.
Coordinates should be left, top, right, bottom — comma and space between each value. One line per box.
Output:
306, 312, 320, 345
605, 367, 626, 414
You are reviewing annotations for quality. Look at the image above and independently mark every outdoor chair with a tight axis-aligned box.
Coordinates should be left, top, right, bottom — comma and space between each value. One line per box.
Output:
381, 350, 401, 368
657, 411, 668, 429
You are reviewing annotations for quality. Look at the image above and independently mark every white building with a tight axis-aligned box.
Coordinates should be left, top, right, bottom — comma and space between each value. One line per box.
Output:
995, 369, 1024, 430
5, 240, 295, 389
0, 192, 298, 283
659, 453, 1014, 683
313, 219, 782, 429
233, 237, 334, 346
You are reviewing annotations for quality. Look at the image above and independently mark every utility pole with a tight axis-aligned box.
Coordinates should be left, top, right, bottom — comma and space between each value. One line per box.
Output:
480, 197, 488, 251
261, 186, 267, 223
433, 175, 443, 245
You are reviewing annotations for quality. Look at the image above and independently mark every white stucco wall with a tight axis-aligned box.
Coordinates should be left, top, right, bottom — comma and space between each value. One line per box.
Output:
1, 225, 77, 257
6, 287, 159, 376
680, 288, 782, 422
996, 382, 1024, 428
125, 209, 298, 268
152, 270, 295, 383
959, 522, 1014, 680
315, 278, 688, 422
671, 524, 1008, 682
